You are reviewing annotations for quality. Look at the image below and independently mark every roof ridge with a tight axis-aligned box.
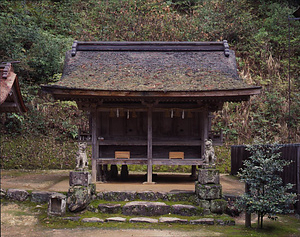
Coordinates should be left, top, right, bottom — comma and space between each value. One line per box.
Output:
71, 40, 230, 57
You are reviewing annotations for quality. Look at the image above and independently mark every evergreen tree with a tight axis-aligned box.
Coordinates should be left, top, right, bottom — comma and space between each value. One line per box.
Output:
236, 143, 297, 229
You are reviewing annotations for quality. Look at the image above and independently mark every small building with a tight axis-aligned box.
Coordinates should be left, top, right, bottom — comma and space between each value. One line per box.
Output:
0, 62, 27, 113
42, 41, 261, 183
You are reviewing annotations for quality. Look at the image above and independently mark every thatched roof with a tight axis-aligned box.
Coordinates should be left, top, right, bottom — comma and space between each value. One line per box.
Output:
42, 41, 261, 101
0, 62, 27, 113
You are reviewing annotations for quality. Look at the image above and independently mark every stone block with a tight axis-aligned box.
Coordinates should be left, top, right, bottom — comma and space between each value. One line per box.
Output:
197, 200, 211, 215
122, 201, 171, 216
129, 217, 158, 223
7, 189, 29, 202
48, 193, 66, 216
162, 191, 195, 202
190, 218, 215, 225
171, 204, 201, 216
81, 217, 104, 223
195, 183, 222, 200
67, 185, 94, 212
105, 217, 127, 223
136, 191, 159, 201
69, 171, 91, 187
159, 217, 188, 224
198, 169, 219, 184
62, 216, 81, 221
31, 191, 56, 203
210, 199, 227, 214
98, 203, 122, 214
216, 219, 235, 226
103, 191, 136, 201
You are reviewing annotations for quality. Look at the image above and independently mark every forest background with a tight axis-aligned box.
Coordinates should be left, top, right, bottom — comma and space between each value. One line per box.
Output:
0, 0, 299, 172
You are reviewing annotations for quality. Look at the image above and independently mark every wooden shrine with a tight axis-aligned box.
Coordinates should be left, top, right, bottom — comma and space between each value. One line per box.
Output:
0, 62, 27, 113
42, 41, 261, 183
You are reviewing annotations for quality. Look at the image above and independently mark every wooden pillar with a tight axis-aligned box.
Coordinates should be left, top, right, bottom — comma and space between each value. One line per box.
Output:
200, 109, 209, 158
191, 165, 197, 178
91, 110, 98, 183
147, 106, 153, 183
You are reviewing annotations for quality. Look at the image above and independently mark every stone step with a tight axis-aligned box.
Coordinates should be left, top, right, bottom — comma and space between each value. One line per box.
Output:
63, 215, 235, 225
96, 201, 203, 216
97, 190, 195, 202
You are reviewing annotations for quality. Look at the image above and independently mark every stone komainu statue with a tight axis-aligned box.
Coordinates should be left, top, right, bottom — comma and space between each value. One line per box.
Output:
76, 142, 88, 170
202, 139, 217, 166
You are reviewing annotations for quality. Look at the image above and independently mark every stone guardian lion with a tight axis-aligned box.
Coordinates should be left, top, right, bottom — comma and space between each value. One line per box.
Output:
202, 139, 217, 166
76, 142, 88, 170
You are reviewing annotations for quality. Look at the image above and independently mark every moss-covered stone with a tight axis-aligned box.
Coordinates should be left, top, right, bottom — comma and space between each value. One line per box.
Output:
195, 183, 222, 200
198, 169, 220, 184
210, 199, 227, 214
103, 191, 136, 201
67, 186, 93, 212
122, 201, 171, 216
171, 204, 203, 216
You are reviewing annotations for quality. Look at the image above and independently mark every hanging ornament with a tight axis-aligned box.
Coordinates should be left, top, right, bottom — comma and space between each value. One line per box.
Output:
120, 109, 125, 117
182, 110, 185, 119
116, 108, 120, 118
127, 110, 130, 119
109, 109, 114, 117
132, 110, 137, 118
171, 109, 174, 118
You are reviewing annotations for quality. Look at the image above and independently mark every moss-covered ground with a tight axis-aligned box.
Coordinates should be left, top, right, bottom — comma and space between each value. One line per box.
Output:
1, 199, 299, 237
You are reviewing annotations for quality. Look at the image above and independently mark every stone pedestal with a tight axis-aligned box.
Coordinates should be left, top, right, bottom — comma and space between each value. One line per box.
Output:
69, 171, 91, 187
198, 169, 219, 184
195, 183, 222, 200
195, 167, 227, 214
67, 171, 95, 212
48, 193, 66, 216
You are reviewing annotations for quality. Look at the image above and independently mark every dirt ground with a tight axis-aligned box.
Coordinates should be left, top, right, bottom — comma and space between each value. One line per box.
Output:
0, 169, 245, 237
0, 169, 245, 195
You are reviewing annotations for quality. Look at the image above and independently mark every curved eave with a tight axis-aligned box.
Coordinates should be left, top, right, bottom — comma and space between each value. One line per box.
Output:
0, 72, 28, 113
42, 85, 261, 102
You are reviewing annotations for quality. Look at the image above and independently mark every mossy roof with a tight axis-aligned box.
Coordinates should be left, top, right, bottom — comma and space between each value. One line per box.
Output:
51, 43, 256, 93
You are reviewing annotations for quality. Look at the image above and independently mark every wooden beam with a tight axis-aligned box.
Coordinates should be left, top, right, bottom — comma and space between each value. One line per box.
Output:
43, 86, 262, 100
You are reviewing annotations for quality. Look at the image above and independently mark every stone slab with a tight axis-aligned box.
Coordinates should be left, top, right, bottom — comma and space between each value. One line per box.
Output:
103, 191, 136, 201
62, 216, 81, 221
136, 191, 159, 201
105, 217, 127, 223
198, 169, 220, 184
81, 217, 104, 223
69, 171, 91, 187
122, 201, 171, 216
171, 204, 200, 216
31, 191, 56, 203
98, 203, 122, 214
195, 183, 222, 200
129, 217, 158, 223
162, 191, 195, 202
159, 217, 188, 224
216, 219, 235, 226
7, 189, 29, 202
190, 218, 215, 225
